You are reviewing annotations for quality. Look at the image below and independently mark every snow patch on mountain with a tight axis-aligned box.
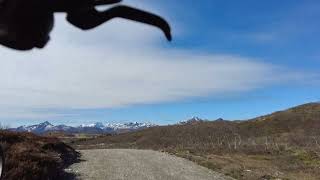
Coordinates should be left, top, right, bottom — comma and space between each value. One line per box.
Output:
10, 121, 156, 134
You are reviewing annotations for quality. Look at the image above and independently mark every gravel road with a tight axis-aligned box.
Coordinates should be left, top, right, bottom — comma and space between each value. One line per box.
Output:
67, 149, 234, 180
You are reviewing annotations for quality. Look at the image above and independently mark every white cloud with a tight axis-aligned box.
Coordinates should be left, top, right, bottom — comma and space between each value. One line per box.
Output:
0, 44, 276, 108
0, 7, 317, 121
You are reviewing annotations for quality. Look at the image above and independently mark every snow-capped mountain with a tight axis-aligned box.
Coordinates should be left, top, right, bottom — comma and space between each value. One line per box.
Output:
10, 121, 156, 134
14, 121, 57, 134
79, 122, 105, 129
178, 117, 206, 125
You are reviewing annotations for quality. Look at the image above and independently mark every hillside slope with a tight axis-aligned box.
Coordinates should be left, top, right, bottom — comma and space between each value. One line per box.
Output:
243, 103, 320, 135
0, 131, 79, 180
74, 103, 320, 151
72, 103, 320, 180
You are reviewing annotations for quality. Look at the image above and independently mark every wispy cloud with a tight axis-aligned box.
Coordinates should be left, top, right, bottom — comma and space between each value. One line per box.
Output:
0, 3, 318, 122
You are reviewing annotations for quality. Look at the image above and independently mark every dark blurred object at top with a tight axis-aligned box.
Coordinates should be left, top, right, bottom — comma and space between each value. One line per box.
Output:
0, 0, 171, 50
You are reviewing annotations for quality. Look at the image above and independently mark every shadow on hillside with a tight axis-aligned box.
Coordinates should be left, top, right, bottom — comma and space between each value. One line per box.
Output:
0, 131, 84, 180
61, 158, 87, 180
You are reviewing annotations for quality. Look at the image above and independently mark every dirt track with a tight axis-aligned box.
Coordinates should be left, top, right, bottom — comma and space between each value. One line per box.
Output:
68, 149, 234, 180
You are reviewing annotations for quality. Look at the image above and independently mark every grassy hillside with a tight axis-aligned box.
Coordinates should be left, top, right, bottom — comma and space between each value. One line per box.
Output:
243, 103, 320, 136
0, 131, 79, 180
72, 103, 320, 180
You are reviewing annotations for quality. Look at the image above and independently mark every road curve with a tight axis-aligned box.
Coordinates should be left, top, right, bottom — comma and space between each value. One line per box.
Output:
68, 149, 234, 180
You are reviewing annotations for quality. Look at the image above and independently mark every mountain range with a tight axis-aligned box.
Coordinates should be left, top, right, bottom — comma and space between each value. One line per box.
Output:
10, 102, 320, 135
9, 116, 211, 135
9, 121, 156, 134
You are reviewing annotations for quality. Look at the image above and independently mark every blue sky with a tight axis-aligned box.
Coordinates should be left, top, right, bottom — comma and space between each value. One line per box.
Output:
0, 0, 319, 127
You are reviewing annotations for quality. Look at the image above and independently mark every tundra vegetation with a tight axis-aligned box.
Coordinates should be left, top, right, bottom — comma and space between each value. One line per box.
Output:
0, 103, 319, 179
0, 131, 80, 180
71, 103, 320, 180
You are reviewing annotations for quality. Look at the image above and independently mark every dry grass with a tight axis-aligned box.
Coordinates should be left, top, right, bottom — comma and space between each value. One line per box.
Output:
0, 130, 80, 180
71, 103, 320, 180
71, 125, 320, 179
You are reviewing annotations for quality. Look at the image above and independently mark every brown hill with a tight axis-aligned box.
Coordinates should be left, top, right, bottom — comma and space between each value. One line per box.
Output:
0, 131, 80, 180
72, 102, 320, 180
243, 102, 320, 136
74, 103, 320, 151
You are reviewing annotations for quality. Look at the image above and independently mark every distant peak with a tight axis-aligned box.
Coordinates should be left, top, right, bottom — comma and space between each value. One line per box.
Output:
94, 122, 105, 128
40, 121, 53, 126
94, 122, 104, 125
190, 117, 202, 121
179, 117, 205, 125
215, 118, 224, 121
